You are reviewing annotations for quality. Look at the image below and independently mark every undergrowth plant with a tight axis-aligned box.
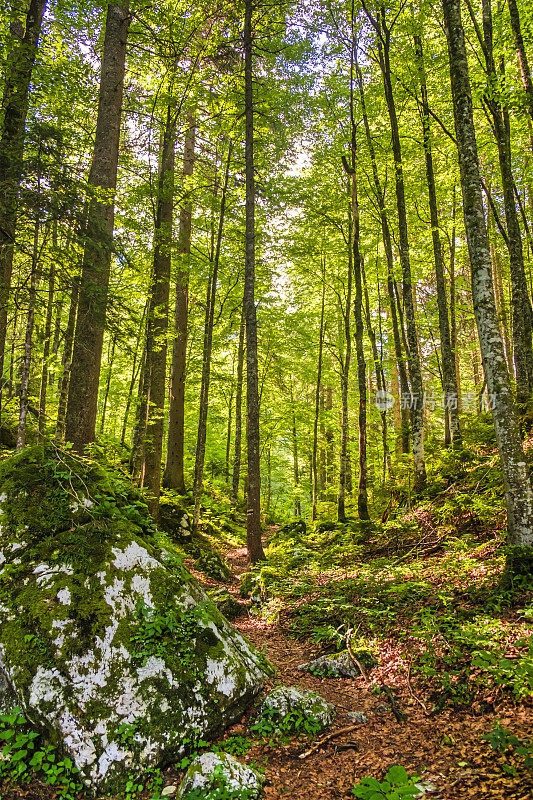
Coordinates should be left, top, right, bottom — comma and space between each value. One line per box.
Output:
352, 766, 422, 799
250, 706, 322, 740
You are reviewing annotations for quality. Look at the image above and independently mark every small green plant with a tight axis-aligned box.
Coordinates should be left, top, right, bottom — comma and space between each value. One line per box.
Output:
483, 721, 533, 774
131, 600, 203, 677
0, 707, 83, 799
352, 765, 421, 799
250, 706, 322, 740
213, 735, 253, 757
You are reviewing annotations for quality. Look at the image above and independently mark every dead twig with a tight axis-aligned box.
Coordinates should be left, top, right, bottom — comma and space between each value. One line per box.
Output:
406, 654, 431, 716
298, 725, 358, 759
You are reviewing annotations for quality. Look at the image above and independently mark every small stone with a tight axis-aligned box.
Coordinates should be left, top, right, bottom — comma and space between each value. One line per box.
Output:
161, 785, 176, 796
375, 703, 389, 714
298, 648, 376, 679
346, 711, 367, 724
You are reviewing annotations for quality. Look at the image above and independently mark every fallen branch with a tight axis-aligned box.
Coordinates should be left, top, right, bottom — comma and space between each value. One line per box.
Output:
299, 724, 358, 759
346, 628, 368, 682
382, 685, 406, 723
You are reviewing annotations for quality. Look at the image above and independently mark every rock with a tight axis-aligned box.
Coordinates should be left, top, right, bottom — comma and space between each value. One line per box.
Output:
158, 500, 192, 542
0, 446, 271, 792
194, 548, 233, 582
346, 711, 367, 724
239, 572, 257, 599
161, 785, 176, 796
207, 588, 244, 621
271, 520, 307, 541
0, 669, 17, 714
261, 685, 335, 731
176, 752, 263, 799
297, 648, 376, 679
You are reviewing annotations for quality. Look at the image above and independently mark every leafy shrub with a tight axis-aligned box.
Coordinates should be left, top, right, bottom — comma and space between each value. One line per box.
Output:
250, 706, 322, 739
352, 765, 421, 799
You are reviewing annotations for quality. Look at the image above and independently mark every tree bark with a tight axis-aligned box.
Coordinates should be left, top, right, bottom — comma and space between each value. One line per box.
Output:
243, 0, 265, 563
142, 105, 175, 516
193, 139, 233, 527
443, 0, 533, 575
0, 0, 47, 423
164, 111, 196, 492
338, 181, 353, 522
65, 3, 130, 451
312, 270, 326, 522
99, 334, 116, 434
231, 305, 245, 507
55, 275, 79, 442
414, 31, 462, 448
373, 12, 426, 490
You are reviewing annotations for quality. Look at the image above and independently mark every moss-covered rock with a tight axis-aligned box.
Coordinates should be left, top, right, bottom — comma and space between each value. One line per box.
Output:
176, 751, 263, 799
0, 446, 271, 792
260, 686, 335, 731
207, 588, 244, 621
297, 648, 376, 679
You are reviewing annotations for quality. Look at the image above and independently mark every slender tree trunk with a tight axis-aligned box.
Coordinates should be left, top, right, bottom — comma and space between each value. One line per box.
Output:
0, 0, 47, 423
99, 334, 116, 434
357, 60, 410, 453
38, 256, 55, 437
290, 382, 301, 518
142, 105, 175, 516
312, 273, 326, 521
365, 6, 427, 490
120, 311, 145, 447
65, 3, 130, 451
338, 184, 353, 522
225, 382, 233, 487
243, 0, 265, 563
193, 140, 233, 527
16, 214, 39, 450
507, 0, 533, 134
129, 340, 148, 478
55, 276, 79, 441
478, 0, 533, 406
443, 0, 533, 575
164, 112, 196, 492
415, 31, 462, 448
231, 305, 245, 506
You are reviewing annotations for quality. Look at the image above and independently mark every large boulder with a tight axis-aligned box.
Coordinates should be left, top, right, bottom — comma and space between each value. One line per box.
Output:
0, 447, 270, 792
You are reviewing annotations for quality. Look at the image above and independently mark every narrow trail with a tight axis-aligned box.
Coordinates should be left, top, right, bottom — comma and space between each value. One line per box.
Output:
205, 526, 532, 800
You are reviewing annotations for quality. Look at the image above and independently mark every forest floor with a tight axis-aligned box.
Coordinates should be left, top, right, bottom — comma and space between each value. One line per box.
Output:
2, 519, 532, 800
185, 526, 533, 800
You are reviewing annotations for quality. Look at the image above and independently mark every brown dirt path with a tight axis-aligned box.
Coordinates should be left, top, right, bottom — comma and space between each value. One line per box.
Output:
211, 527, 533, 800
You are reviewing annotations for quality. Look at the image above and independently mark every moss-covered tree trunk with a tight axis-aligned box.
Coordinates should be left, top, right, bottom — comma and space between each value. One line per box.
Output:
65, 3, 130, 451
443, 0, 533, 576
231, 305, 245, 507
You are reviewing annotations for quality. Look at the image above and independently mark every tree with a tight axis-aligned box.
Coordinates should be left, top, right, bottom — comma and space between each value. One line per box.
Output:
443, 0, 533, 575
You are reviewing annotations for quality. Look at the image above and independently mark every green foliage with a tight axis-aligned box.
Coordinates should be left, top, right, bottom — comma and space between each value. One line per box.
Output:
250, 705, 322, 740
131, 600, 201, 677
483, 721, 533, 774
0, 707, 83, 799
352, 766, 421, 799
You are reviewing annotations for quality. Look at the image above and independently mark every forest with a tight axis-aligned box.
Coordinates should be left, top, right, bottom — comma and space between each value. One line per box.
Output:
0, 0, 532, 798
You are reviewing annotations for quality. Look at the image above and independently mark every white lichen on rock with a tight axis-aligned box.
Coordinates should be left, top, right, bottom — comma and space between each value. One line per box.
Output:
261, 685, 336, 729
176, 752, 264, 799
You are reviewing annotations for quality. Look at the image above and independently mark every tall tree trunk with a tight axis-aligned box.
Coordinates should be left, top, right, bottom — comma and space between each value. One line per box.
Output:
414, 31, 462, 448
142, 105, 175, 516
99, 333, 116, 434
231, 305, 245, 506
55, 275, 79, 441
65, 3, 130, 451
129, 340, 148, 479
290, 382, 301, 518
312, 272, 326, 522
193, 140, 233, 526
0, 0, 47, 423
16, 212, 39, 449
338, 182, 353, 522
38, 255, 55, 437
243, 0, 265, 563
120, 310, 145, 447
507, 0, 533, 134
476, 0, 533, 406
164, 112, 196, 492
357, 60, 410, 453
443, 0, 533, 575
365, 6, 427, 490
